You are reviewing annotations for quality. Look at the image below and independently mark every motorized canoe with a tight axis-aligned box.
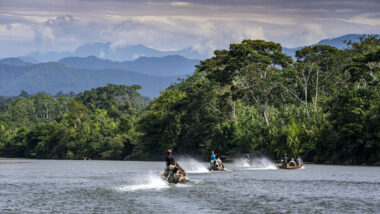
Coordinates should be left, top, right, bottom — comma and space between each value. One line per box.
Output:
160, 165, 187, 183
278, 164, 303, 169
208, 161, 225, 171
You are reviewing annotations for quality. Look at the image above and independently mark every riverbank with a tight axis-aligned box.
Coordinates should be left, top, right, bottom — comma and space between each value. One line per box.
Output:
1, 157, 379, 166
0, 161, 29, 164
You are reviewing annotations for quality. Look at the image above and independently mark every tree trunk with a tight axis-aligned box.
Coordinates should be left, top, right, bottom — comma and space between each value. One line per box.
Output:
314, 69, 319, 112
305, 82, 310, 117
263, 101, 270, 127
232, 101, 238, 125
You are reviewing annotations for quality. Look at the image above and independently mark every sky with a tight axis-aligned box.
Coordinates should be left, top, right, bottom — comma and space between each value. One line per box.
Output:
0, 0, 379, 58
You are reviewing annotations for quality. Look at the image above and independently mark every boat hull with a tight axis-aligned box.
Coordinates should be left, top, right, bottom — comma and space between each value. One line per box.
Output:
278, 164, 303, 169
160, 167, 187, 183
208, 163, 225, 171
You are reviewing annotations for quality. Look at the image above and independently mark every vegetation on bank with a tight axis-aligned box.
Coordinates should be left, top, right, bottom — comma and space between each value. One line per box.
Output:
0, 35, 379, 164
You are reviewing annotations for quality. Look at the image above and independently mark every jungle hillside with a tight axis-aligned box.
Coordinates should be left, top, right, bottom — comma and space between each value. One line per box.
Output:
0, 35, 379, 165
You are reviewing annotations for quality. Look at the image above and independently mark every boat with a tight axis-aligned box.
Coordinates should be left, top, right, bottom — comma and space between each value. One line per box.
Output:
208, 161, 225, 171
278, 164, 303, 169
160, 164, 187, 183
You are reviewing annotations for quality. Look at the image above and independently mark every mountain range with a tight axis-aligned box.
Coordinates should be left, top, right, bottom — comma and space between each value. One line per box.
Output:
25, 43, 206, 63
0, 34, 368, 98
59, 55, 199, 77
282, 34, 362, 58
0, 58, 181, 97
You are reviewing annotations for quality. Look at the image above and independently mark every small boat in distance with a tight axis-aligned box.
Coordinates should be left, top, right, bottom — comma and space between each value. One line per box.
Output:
278, 164, 303, 169
279, 156, 303, 169
208, 161, 225, 171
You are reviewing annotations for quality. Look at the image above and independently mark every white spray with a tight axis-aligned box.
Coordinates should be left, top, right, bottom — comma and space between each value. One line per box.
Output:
233, 157, 277, 170
177, 158, 209, 173
115, 173, 169, 192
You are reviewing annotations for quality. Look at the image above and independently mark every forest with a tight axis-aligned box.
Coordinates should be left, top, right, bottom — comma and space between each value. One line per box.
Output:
0, 35, 379, 164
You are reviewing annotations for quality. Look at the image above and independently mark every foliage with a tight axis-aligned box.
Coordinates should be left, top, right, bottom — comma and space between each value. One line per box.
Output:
1, 36, 379, 165
0, 84, 146, 160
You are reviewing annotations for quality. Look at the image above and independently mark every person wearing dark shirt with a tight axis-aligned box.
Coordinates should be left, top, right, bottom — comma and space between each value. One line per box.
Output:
283, 153, 288, 166
165, 149, 178, 177
166, 149, 176, 167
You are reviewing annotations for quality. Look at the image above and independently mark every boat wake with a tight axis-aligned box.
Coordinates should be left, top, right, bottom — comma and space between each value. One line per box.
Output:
115, 174, 169, 192
234, 157, 277, 170
178, 158, 209, 173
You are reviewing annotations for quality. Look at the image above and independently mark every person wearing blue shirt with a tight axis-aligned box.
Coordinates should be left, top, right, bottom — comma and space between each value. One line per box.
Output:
211, 151, 217, 166
246, 154, 252, 165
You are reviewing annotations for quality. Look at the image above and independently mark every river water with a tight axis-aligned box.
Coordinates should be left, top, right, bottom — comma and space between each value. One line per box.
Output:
0, 158, 379, 213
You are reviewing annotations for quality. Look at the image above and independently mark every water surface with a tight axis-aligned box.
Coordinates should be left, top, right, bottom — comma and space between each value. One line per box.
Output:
0, 159, 379, 213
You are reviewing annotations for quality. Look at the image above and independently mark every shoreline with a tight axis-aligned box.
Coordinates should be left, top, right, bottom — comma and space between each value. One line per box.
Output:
0, 161, 30, 164
1, 157, 379, 166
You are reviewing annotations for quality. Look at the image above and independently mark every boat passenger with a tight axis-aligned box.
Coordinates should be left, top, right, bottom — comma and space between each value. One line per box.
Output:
289, 158, 296, 167
246, 154, 253, 165
282, 154, 288, 166
165, 150, 178, 176
216, 156, 223, 166
296, 156, 303, 166
211, 151, 217, 166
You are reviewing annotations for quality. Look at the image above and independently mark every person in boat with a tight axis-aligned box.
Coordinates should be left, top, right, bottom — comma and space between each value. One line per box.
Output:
296, 156, 303, 166
211, 151, 217, 167
289, 158, 296, 167
282, 153, 288, 166
165, 149, 178, 177
216, 155, 223, 166
246, 154, 253, 165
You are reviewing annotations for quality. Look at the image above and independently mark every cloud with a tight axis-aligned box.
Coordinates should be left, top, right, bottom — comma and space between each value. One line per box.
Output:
0, 0, 379, 57
0, 23, 35, 41
170, 1, 191, 7
342, 14, 380, 26
45, 15, 77, 26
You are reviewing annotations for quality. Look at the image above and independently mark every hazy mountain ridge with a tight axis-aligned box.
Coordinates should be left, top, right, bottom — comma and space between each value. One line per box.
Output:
0, 58, 33, 67
0, 61, 180, 97
282, 34, 362, 58
23, 34, 365, 63
26, 43, 205, 62
59, 55, 199, 76
1, 34, 371, 97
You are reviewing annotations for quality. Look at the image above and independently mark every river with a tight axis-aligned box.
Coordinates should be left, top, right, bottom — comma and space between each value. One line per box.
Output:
0, 158, 379, 213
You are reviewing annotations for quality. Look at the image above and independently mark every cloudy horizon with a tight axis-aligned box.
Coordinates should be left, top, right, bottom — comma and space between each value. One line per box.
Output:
0, 0, 379, 58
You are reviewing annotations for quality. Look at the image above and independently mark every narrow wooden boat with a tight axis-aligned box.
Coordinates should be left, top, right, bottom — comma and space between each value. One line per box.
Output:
208, 161, 225, 171
160, 165, 187, 183
278, 164, 303, 169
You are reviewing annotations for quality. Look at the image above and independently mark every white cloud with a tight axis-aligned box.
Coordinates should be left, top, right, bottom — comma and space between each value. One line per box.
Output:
243, 26, 265, 40
38, 26, 55, 41
342, 14, 380, 26
99, 50, 105, 58
0, 0, 379, 57
170, 1, 191, 7
0, 23, 35, 41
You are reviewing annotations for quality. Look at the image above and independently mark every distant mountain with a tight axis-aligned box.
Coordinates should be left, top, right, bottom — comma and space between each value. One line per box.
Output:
0, 58, 33, 67
0, 59, 180, 97
18, 56, 39, 64
316, 34, 362, 49
59, 55, 199, 76
283, 34, 363, 58
25, 43, 205, 62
